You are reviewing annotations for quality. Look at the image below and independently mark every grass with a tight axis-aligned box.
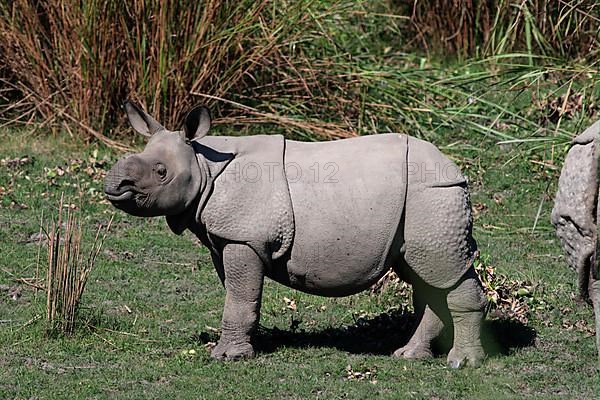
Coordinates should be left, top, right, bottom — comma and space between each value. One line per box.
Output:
0, 0, 331, 142
0, 101, 598, 399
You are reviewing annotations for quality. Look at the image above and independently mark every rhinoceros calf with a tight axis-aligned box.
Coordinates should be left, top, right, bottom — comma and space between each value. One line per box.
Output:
104, 102, 487, 368
551, 120, 600, 354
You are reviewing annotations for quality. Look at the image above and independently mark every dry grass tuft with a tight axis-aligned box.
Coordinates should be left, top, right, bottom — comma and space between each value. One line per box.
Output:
46, 195, 112, 334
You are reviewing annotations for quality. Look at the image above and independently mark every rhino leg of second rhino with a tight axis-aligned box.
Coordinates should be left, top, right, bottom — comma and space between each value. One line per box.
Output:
211, 243, 264, 361
591, 275, 600, 358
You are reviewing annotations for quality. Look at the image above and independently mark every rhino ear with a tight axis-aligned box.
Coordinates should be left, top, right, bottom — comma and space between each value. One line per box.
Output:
125, 101, 165, 137
183, 106, 211, 140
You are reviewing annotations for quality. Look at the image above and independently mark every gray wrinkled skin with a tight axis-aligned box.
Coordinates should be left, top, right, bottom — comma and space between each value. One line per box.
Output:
104, 102, 487, 368
551, 120, 600, 354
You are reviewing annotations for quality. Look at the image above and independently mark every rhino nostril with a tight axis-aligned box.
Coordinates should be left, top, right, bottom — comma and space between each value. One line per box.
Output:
118, 179, 135, 189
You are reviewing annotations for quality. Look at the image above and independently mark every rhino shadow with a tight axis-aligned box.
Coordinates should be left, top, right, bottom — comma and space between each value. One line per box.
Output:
193, 307, 536, 357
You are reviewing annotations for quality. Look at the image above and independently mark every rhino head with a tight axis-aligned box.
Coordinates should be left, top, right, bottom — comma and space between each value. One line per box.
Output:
104, 102, 211, 218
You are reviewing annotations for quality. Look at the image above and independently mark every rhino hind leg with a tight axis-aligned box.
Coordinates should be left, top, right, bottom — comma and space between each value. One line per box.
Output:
392, 305, 440, 359
394, 266, 486, 367
445, 269, 486, 368
395, 184, 485, 367
392, 275, 446, 360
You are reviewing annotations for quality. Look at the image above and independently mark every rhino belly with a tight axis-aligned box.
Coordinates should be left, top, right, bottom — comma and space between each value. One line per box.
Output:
275, 135, 407, 297
279, 233, 396, 297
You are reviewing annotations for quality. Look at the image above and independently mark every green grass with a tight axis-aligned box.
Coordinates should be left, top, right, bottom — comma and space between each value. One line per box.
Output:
0, 110, 598, 399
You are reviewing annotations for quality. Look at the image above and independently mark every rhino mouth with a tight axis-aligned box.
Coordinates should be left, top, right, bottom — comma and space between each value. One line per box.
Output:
105, 190, 135, 202
104, 188, 153, 216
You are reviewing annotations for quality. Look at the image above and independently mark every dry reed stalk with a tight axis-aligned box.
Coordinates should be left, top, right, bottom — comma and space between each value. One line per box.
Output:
46, 194, 113, 334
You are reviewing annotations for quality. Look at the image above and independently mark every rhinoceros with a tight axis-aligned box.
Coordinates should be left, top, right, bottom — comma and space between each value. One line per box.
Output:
551, 120, 600, 354
104, 102, 487, 368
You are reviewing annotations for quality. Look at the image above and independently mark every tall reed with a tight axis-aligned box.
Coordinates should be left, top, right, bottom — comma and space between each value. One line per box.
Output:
405, 0, 598, 59
0, 1, 597, 143
0, 0, 320, 142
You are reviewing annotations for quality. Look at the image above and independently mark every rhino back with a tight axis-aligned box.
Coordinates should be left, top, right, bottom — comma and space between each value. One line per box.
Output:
279, 134, 408, 296
405, 136, 466, 188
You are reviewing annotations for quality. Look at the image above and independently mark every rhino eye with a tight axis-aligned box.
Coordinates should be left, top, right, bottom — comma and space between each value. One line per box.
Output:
155, 163, 167, 180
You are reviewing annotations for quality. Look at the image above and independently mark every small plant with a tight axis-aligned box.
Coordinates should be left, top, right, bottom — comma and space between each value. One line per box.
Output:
474, 252, 535, 324
45, 195, 112, 335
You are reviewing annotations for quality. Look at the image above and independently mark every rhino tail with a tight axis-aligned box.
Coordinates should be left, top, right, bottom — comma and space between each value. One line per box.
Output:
551, 137, 599, 303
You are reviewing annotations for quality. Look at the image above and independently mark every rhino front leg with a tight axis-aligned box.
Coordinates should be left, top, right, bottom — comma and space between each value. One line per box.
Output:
211, 243, 264, 361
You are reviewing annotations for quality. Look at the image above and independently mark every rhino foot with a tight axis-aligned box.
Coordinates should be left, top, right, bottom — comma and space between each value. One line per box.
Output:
211, 341, 255, 361
392, 343, 433, 360
446, 345, 484, 369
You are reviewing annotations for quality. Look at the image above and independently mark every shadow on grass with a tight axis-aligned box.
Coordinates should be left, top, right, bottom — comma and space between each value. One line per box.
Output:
193, 307, 536, 358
